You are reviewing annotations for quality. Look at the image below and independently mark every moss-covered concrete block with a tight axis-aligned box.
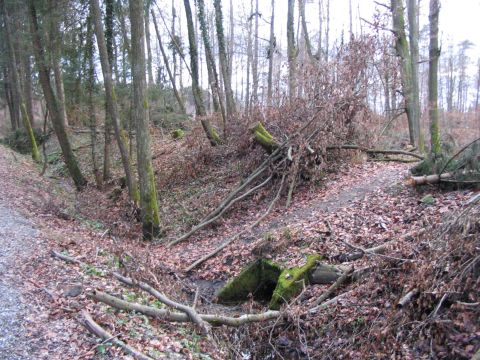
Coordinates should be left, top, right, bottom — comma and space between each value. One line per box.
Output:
269, 254, 322, 310
216, 259, 283, 305
171, 129, 185, 140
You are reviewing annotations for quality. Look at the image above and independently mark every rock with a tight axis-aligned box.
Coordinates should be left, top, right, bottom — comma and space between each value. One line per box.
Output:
420, 194, 436, 205
62, 284, 83, 297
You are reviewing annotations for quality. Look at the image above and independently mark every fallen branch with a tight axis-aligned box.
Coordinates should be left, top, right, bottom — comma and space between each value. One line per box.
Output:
168, 174, 273, 247
309, 290, 353, 313
112, 273, 211, 335
51, 250, 85, 266
89, 290, 281, 326
81, 310, 153, 360
309, 266, 354, 310
396, 288, 419, 309
185, 173, 286, 272
327, 145, 424, 160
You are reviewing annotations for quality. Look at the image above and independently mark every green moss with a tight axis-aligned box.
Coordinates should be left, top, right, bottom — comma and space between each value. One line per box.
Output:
217, 259, 283, 304
141, 163, 161, 239
171, 129, 185, 139
252, 122, 279, 152
269, 254, 322, 310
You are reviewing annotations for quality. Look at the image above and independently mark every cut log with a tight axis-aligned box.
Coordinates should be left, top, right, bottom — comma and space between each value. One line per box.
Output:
251, 121, 280, 153
308, 263, 343, 284
410, 172, 452, 185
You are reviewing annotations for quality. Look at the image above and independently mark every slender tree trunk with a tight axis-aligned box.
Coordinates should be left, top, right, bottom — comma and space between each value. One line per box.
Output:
195, 0, 226, 130
391, 0, 416, 146
299, 0, 313, 61
315, 0, 323, 60
245, 0, 253, 112
408, 0, 424, 151
1, 0, 40, 162
325, 0, 329, 61
22, 55, 35, 129
428, 0, 441, 156
267, 0, 275, 106
251, 0, 259, 105
129, 0, 161, 239
91, 0, 139, 203
183, 0, 221, 146
47, 0, 68, 128
213, 0, 236, 119
85, 15, 102, 187
152, 11, 186, 114
103, 0, 114, 181
28, 0, 86, 189
145, 0, 154, 85
287, 0, 297, 99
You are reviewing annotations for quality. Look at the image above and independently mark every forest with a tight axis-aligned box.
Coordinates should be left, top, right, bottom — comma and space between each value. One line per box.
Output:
0, 0, 479, 358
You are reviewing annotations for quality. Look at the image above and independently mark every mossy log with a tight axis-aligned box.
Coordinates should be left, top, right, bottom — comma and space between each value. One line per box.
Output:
251, 121, 280, 153
269, 254, 321, 310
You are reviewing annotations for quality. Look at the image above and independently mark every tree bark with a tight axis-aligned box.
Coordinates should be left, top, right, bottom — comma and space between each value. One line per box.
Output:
91, 0, 139, 203
267, 0, 275, 106
213, 0, 236, 119
299, 0, 314, 61
407, 0, 423, 151
428, 0, 441, 156
129, 0, 161, 239
145, 0, 154, 85
251, 0, 259, 105
28, 0, 86, 189
183, 0, 221, 146
196, 0, 226, 131
151, 11, 186, 114
391, 0, 416, 146
287, 0, 297, 99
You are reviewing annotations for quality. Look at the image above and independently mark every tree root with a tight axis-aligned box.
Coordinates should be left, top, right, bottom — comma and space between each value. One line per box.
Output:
81, 310, 153, 360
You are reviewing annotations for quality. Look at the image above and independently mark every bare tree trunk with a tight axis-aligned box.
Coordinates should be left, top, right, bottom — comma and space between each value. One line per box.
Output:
1, 0, 40, 162
428, 0, 441, 156
85, 15, 102, 187
408, 0, 424, 151
28, 0, 86, 189
267, 0, 275, 106
245, 0, 253, 112
129, 0, 161, 239
287, 0, 297, 99
151, 11, 186, 113
213, 0, 236, 118
251, 0, 259, 105
91, 0, 139, 203
103, 0, 114, 181
183, 0, 221, 146
145, 0, 154, 85
325, 0, 330, 61
299, 0, 313, 60
196, 0, 226, 130
391, 0, 416, 146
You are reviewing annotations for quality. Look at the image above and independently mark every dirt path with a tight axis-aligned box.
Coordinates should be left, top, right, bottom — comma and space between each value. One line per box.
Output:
0, 202, 37, 359
248, 163, 406, 241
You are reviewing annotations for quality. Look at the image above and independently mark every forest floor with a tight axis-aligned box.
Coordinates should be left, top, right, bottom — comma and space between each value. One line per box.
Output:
0, 133, 478, 359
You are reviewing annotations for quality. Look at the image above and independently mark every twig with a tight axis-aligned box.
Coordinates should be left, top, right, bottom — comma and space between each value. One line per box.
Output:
112, 273, 211, 335
185, 173, 286, 272
81, 310, 153, 360
51, 250, 85, 266
309, 266, 354, 310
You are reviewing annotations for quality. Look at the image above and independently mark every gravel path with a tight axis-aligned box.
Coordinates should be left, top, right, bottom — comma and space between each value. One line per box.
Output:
0, 202, 37, 359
